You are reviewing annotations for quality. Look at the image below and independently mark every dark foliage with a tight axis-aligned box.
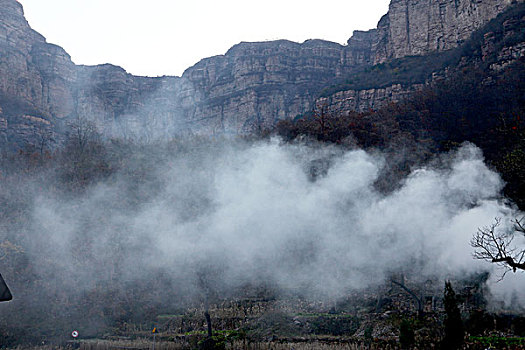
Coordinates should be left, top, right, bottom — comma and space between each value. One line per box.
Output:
320, 50, 463, 97
320, 2, 525, 96
308, 315, 360, 336
442, 282, 465, 350
198, 336, 226, 350
399, 319, 415, 349
494, 315, 525, 336
396, 58, 525, 207
276, 56, 525, 206
466, 310, 495, 336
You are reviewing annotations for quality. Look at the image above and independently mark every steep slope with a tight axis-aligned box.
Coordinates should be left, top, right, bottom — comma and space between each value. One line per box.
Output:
0, 0, 74, 145
178, 39, 359, 135
372, 0, 514, 62
0, 0, 517, 148
0, 0, 362, 146
317, 1, 525, 114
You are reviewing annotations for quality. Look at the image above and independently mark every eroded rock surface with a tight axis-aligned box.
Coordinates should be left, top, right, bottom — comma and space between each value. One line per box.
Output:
0, 0, 517, 147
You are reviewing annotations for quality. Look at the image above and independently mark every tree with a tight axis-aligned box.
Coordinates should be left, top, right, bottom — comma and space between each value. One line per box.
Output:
470, 217, 525, 276
441, 281, 464, 350
391, 278, 424, 318
312, 101, 333, 140
196, 264, 226, 350
66, 116, 100, 154
59, 117, 111, 189
29, 124, 55, 156
197, 269, 215, 339
399, 319, 415, 349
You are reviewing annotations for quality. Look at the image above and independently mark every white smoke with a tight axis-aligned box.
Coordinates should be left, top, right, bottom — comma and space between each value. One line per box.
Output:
28, 140, 524, 308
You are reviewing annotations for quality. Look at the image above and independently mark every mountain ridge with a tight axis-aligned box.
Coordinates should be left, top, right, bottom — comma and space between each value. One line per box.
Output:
0, 0, 517, 148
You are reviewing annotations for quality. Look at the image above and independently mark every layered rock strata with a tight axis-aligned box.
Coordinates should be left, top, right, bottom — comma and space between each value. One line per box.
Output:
371, 0, 514, 63
0, 0, 517, 147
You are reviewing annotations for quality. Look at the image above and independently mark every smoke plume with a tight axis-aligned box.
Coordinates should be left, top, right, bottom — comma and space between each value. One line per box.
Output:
1, 139, 523, 338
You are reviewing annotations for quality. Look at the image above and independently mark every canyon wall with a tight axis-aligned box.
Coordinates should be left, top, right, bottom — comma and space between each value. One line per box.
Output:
0, 0, 517, 147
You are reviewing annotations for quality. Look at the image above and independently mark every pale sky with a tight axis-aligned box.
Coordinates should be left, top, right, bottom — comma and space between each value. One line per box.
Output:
19, 0, 390, 77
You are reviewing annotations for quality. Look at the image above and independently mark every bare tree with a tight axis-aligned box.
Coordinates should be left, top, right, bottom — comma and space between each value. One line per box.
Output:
390, 278, 424, 318
36, 129, 55, 155
196, 266, 219, 340
67, 116, 99, 154
313, 101, 332, 139
471, 217, 525, 276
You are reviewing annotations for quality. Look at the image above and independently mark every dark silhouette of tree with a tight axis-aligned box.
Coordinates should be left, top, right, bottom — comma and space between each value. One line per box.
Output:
399, 319, 415, 349
391, 278, 424, 318
66, 116, 100, 154
312, 101, 333, 141
59, 117, 111, 190
441, 281, 464, 350
471, 217, 525, 276
28, 124, 55, 156
196, 263, 227, 350
197, 269, 215, 339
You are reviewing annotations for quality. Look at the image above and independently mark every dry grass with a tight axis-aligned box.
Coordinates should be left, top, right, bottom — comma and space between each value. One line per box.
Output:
10, 340, 397, 350
82, 340, 395, 350
228, 341, 395, 350
79, 338, 182, 349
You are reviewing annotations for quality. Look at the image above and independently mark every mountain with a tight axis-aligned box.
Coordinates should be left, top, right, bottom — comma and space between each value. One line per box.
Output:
317, 1, 525, 115
372, 0, 514, 62
0, 0, 518, 148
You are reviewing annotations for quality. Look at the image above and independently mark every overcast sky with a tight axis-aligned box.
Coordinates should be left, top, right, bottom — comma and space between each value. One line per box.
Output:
19, 0, 390, 77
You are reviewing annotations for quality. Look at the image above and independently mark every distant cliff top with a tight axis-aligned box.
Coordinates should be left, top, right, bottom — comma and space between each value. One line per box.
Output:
0, 0, 519, 148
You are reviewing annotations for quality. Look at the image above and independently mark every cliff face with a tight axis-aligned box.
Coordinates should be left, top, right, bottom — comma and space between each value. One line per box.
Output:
0, 0, 184, 146
0, 0, 75, 146
0, 0, 517, 147
0, 0, 361, 146
0, 0, 362, 145
317, 83, 425, 114
71, 40, 357, 138
320, 1, 525, 114
179, 40, 361, 134
371, 0, 514, 63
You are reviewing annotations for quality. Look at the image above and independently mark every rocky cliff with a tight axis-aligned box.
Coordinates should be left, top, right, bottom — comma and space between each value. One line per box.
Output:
320, 1, 525, 115
0, 0, 72, 146
0, 0, 517, 148
371, 0, 514, 63
0, 0, 363, 146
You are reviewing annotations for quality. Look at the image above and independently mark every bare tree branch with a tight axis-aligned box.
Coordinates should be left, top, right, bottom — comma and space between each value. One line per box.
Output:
471, 217, 525, 275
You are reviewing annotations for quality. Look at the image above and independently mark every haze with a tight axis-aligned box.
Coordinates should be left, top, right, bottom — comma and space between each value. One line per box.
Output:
18, 0, 390, 77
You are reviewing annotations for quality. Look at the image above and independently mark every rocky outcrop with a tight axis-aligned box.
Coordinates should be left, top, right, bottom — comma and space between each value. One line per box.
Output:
0, 0, 361, 146
178, 40, 357, 134
317, 83, 425, 113
0, 0, 74, 147
345, 30, 377, 66
370, 0, 514, 63
317, 0, 525, 118
485, 16, 525, 70
0, 0, 518, 148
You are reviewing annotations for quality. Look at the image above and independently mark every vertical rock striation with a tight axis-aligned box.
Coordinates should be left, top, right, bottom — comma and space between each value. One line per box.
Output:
0, 0, 517, 147
371, 0, 514, 63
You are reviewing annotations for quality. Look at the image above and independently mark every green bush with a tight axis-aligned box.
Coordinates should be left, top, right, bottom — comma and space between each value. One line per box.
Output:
469, 336, 525, 348
198, 336, 225, 350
